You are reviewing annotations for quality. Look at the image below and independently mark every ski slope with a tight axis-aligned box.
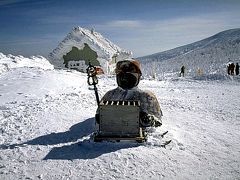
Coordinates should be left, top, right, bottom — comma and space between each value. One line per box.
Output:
0, 53, 240, 179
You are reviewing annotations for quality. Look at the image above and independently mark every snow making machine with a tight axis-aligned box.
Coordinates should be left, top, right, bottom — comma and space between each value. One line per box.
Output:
87, 63, 146, 142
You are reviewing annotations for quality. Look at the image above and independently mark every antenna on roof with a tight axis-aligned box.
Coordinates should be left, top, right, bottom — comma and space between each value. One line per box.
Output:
91, 28, 94, 34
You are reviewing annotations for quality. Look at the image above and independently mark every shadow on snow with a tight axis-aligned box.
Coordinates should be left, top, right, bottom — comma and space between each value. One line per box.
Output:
0, 117, 139, 160
43, 140, 139, 160
26, 117, 95, 146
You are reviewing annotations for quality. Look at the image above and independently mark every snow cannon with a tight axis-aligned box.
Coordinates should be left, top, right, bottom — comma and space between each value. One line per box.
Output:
93, 100, 146, 142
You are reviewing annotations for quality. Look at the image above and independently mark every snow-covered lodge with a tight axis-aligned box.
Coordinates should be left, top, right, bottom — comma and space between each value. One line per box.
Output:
49, 27, 132, 74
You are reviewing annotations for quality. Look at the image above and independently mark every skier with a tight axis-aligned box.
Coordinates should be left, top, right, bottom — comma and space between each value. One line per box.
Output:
235, 63, 239, 75
96, 59, 162, 127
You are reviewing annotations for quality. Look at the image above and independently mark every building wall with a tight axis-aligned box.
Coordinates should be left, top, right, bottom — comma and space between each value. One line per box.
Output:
63, 44, 100, 71
68, 60, 87, 72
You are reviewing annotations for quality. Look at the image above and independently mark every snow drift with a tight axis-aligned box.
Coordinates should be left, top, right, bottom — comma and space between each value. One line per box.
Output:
0, 52, 53, 75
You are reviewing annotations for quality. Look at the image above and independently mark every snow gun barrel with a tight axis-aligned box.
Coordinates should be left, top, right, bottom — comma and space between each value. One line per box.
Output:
86, 63, 100, 106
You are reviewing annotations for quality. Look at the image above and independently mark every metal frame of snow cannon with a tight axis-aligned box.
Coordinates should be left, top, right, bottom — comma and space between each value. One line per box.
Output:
86, 63, 146, 143
94, 100, 146, 143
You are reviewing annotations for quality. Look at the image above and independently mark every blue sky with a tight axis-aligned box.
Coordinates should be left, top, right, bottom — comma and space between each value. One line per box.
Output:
0, 0, 240, 57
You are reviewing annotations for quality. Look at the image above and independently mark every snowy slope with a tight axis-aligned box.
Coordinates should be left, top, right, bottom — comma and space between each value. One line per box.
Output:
138, 28, 240, 78
0, 52, 53, 75
0, 53, 240, 179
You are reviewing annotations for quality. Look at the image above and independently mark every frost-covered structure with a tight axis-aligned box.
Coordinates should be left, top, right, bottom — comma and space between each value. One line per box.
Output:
49, 27, 132, 73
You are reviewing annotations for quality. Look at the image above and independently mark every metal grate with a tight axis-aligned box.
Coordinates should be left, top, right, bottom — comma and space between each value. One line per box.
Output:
101, 100, 140, 106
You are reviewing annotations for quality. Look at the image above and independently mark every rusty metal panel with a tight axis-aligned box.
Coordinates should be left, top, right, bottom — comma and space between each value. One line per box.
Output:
99, 100, 140, 136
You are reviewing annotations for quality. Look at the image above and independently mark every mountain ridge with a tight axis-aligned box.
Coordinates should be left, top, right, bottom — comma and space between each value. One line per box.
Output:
138, 28, 240, 60
138, 28, 240, 78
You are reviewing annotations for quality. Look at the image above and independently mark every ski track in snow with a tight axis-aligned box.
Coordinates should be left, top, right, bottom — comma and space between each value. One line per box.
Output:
0, 66, 240, 179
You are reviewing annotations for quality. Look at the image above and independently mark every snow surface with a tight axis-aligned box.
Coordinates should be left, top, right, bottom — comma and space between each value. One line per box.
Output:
0, 53, 240, 179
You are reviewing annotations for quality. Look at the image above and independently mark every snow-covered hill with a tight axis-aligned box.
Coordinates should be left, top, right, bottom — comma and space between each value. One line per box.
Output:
0, 52, 53, 75
138, 28, 240, 79
0, 53, 239, 179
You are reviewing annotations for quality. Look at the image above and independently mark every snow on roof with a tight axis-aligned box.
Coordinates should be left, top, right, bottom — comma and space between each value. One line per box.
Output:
49, 26, 132, 69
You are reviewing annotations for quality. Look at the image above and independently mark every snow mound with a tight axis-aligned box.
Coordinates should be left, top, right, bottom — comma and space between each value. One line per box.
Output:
0, 52, 53, 75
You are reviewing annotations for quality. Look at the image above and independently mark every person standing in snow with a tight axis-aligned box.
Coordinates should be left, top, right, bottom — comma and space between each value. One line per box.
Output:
235, 63, 239, 75
180, 65, 185, 77
230, 63, 235, 75
96, 59, 162, 127
227, 64, 231, 75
